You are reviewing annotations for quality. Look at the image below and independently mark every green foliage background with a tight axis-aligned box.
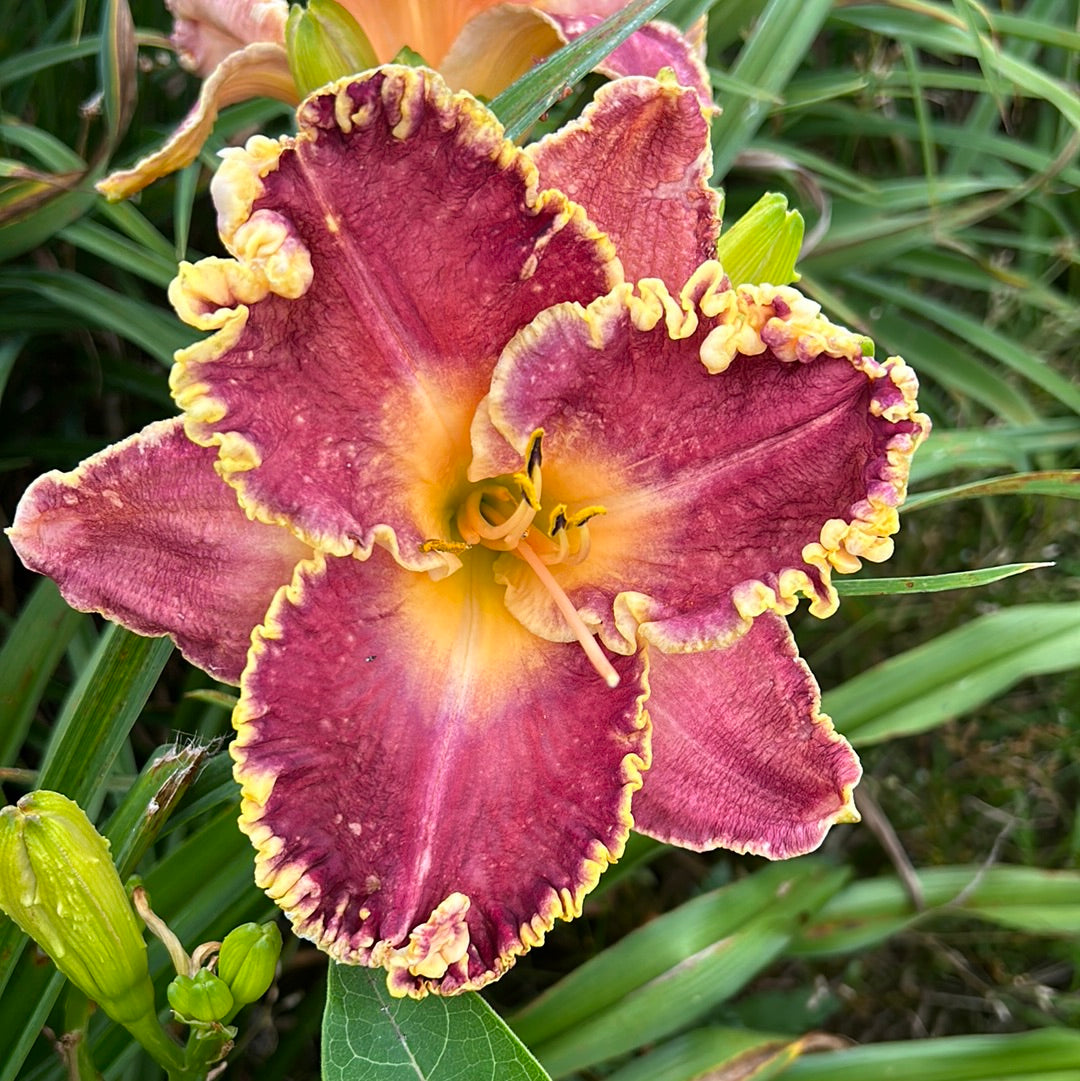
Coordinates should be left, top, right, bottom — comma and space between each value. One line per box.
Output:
0, 0, 1077, 1078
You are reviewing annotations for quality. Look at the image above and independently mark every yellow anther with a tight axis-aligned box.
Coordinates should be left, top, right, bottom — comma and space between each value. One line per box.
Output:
421, 539, 470, 553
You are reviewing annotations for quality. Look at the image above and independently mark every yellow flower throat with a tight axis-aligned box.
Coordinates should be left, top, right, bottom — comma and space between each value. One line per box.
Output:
424, 431, 617, 687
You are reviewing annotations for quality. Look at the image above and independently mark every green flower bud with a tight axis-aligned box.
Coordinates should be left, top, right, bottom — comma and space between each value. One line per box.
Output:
715, 192, 804, 286
286, 0, 379, 98
0, 791, 156, 1026
217, 921, 282, 1008
168, 969, 234, 1024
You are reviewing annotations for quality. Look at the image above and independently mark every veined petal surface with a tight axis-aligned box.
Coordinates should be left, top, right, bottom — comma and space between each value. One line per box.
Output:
634, 613, 861, 857
482, 267, 929, 654
171, 66, 618, 569
234, 549, 648, 996
7, 418, 310, 684
528, 76, 720, 289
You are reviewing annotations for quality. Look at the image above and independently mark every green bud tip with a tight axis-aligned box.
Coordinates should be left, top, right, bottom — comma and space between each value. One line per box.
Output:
286, 0, 379, 98
0, 791, 156, 1025
715, 192, 805, 286
217, 921, 282, 1008
168, 970, 235, 1024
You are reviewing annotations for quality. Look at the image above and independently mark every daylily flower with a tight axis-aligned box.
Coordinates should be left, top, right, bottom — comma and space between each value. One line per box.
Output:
97, 0, 710, 199
13, 68, 929, 997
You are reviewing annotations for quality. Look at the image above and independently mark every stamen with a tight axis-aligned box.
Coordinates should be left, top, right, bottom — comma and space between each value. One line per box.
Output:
514, 539, 620, 688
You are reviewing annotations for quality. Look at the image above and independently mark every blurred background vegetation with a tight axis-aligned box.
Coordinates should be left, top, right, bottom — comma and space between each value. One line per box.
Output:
0, 0, 1077, 1078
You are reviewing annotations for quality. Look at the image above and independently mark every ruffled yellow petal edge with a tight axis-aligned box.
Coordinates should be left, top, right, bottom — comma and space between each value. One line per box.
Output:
231, 551, 652, 997
565, 260, 931, 646
167, 64, 618, 565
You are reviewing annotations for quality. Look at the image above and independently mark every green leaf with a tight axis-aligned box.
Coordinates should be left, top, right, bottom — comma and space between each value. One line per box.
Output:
0, 267, 195, 364
0, 579, 86, 767
603, 1027, 846, 1081
490, 0, 679, 141
904, 470, 1080, 511
516, 863, 848, 1077
780, 1027, 1080, 1081
855, 275, 1080, 415
908, 421, 1080, 483
792, 865, 1080, 958
825, 604, 1080, 747
833, 562, 1054, 597
0, 626, 172, 1078
322, 965, 550, 1080
710, 0, 835, 176
97, 0, 137, 152
102, 743, 210, 877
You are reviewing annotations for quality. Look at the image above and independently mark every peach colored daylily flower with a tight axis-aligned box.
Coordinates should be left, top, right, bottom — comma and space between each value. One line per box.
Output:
97, 0, 710, 200
15, 68, 928, 998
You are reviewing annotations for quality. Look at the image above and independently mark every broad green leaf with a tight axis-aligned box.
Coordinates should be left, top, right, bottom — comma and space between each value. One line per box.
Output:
59, 218, 176, 288
856, 276, 1080, 414
518, 864, 848, 1077
792, 865, 1080, 958
0, 333, 22, 402
817, 292, 1040, 424
904, 470, 1080, 511
36, 628, 174, 808
780, 1027, 1080, 1081
510, 860, 812, 1048
0, 38, 102, 87
825, 604, 1080, 747
490, 0, 679, 141
831, 6, 1080, 131
834, 562, 1053, 597
0, 185, 96, 262
322, 965, 550, 1081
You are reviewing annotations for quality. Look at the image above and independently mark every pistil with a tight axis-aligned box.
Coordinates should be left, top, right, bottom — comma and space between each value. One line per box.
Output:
514, 539, 620, 688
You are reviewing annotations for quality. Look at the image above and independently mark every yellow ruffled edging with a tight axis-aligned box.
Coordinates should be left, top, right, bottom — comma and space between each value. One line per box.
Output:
579, 262, 930, 639
167, 65, 619, 566
231, 553, 652, 997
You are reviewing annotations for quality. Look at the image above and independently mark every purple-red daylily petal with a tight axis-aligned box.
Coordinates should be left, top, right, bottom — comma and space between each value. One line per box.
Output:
476, 264, 929, 655
233, 548, 648, 996
527, 75, 720, 290
7, 418, 310, 684
97, 42, 297, 202
634, 613, 861, 857
170, 66, 618, 572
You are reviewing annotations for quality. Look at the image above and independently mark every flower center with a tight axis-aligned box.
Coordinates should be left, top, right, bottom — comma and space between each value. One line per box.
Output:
424, 431, 618, 688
